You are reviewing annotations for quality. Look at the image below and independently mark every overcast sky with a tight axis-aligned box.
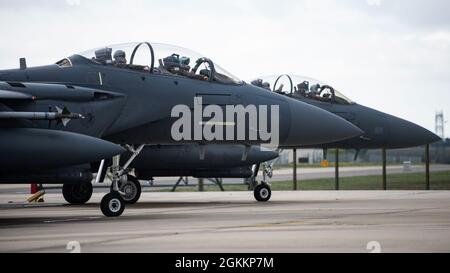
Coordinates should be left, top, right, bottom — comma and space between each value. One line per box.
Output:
0, 0, 449, 136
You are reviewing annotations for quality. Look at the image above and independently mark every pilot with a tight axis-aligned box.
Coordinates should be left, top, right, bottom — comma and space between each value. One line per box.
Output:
307, 83, 321, 99
310, 83, 321, 95
199, 69, 211, 80
262, 82, 271, 91
113, 50, 127, 67
251, 79, 264, 88
296, 81, 309, 97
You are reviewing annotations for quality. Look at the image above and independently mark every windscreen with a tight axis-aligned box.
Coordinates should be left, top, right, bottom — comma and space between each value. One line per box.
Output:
76, 42, 243, 85
251, 74, 354, 105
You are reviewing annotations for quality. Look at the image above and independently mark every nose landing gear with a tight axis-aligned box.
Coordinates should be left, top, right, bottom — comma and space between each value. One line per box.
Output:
100, 192, 125, 217
247, 162, 273, 202
100, 144, 145, 217
110, 174, 142, 204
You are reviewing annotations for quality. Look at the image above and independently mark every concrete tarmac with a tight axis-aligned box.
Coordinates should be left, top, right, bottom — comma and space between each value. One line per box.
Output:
1, 191, 450, 253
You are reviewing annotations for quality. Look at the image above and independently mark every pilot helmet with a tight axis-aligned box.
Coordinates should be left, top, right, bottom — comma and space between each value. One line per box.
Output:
251, 79, 263, 87
262, 82, 271, 90
180, 56, 190, 66
310, 83, 321, 93
113, 50, 127, 64
95, 47, 113, 64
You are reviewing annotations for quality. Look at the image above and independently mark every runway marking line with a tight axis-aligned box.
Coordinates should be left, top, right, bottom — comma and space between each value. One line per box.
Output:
43, 217, 101, 223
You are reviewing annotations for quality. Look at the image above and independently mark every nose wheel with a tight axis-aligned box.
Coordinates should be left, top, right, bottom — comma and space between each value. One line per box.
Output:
101, 192, 125, 217
254, 183, 272, 202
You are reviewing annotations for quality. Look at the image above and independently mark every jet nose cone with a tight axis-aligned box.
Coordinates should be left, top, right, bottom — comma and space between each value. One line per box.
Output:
388, 117, 442, 148
282, 98, 364, 147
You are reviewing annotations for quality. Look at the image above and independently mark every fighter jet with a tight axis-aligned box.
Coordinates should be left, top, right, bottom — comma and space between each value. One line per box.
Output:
0, 42, 363, 216
60, 71, 442, 209
251, 74, 441, 154
115, 72, 442, 206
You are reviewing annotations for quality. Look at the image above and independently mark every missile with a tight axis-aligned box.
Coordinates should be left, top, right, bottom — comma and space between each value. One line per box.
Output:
0, 106, 84, 127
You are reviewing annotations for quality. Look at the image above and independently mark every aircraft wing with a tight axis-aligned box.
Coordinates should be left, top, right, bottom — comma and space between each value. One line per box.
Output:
0, 83, 127, 171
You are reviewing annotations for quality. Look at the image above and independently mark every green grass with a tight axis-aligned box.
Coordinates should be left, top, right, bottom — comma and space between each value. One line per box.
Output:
166, 171, 450, 192
274, 162, 410, 169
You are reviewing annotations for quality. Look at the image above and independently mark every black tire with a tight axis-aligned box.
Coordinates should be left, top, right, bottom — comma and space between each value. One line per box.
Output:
254, 184, 272, 202
121, 175, 142, 204
101, 192, 125, 217
110, 175, 142, 204
62, 183, 93, 205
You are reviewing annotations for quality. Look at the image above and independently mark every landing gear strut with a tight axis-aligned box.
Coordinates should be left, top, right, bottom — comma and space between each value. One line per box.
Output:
62, 183, 93, 205
247, 163, 273, 202
100, 144, 145, 217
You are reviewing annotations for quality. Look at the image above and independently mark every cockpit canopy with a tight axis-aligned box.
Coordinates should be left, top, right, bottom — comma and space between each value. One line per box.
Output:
251, 74, 354, 105
63, 42, 243, 85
